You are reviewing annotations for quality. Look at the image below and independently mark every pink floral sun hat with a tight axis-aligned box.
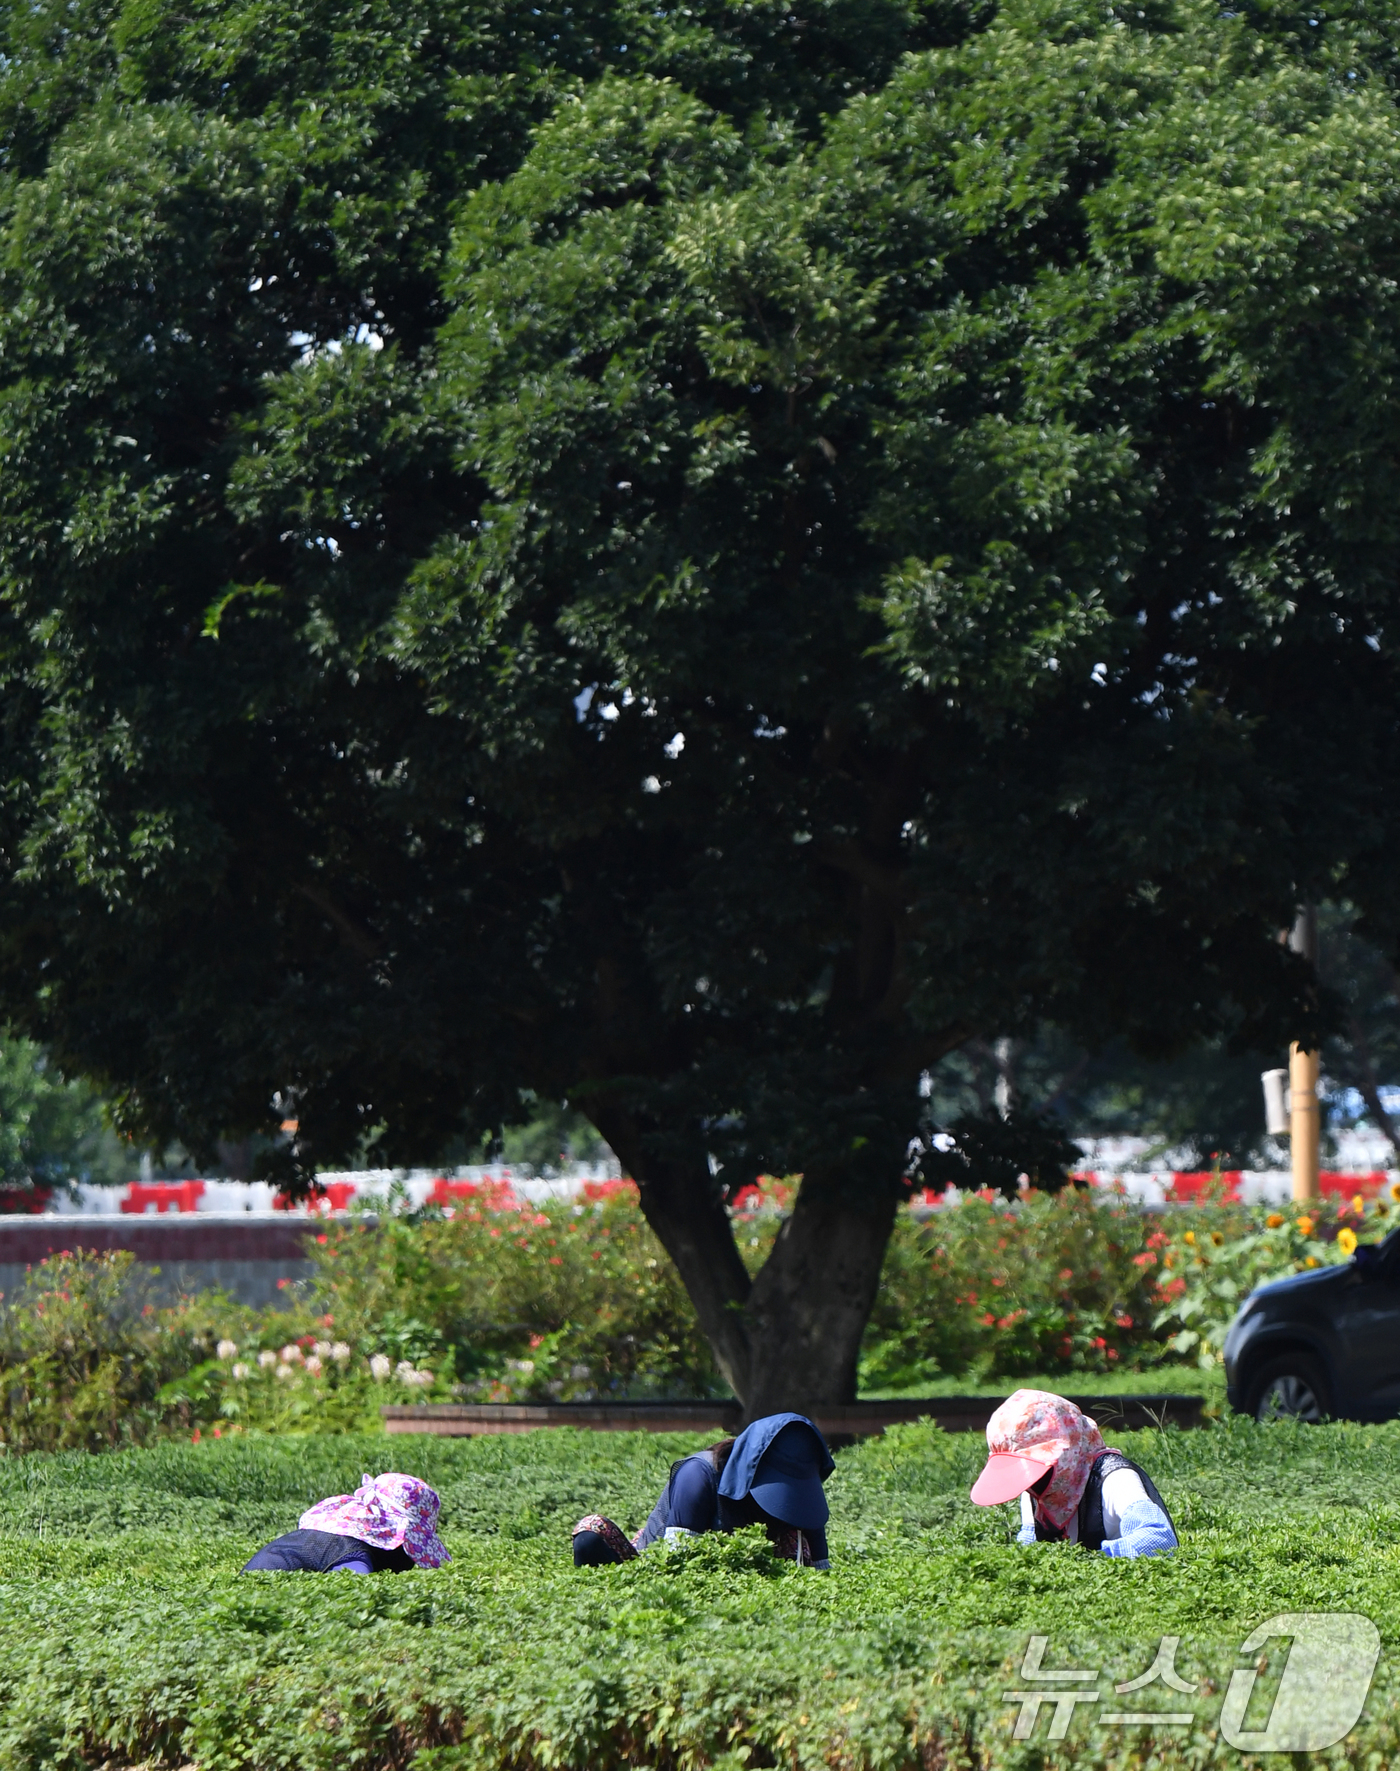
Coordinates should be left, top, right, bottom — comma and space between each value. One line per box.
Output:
300, 1472, 451, 1567
970, 1389, 1110, 1534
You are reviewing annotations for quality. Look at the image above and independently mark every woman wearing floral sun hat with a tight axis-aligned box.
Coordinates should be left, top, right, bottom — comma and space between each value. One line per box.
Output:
969, 1389, 1178, 1558
242, 1472, 450, 1573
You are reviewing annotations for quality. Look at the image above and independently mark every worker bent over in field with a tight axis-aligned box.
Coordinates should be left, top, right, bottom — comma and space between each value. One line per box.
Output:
242, 1472, 450, 1573
572, 1411, 834, 1568
970, 1389, 1178, 1557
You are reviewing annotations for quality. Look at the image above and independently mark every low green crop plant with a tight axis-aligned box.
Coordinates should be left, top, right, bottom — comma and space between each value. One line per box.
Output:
0, 1420, 1396, 1769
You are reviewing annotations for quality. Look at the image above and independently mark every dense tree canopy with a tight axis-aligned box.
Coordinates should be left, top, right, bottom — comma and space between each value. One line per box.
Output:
4, 0, 1400, 1407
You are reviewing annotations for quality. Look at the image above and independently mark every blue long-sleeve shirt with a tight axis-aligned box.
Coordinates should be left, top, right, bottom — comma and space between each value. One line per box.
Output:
1017, 1469, 1177, 1558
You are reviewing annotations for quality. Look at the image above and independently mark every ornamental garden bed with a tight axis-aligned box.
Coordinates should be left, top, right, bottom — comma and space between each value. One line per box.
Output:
0, 1418, 1395, 1769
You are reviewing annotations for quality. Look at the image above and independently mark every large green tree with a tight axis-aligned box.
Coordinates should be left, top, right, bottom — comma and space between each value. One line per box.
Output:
4, 0, 1400, 1411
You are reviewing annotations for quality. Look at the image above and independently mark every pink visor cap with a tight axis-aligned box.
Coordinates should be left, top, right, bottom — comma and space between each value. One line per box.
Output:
969, 1450, 1056, 1507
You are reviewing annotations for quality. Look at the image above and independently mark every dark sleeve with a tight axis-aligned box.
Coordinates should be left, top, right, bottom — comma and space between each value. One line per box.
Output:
242, 1529, 385, 1573
667, 1456, 719, 1533
634, 1454, 718, 1551
365, 1543, 416, 1573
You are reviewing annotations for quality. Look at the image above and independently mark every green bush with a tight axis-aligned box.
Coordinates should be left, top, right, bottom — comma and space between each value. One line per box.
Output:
861, 1186, 1180, 1390
1, 1185, 1385, 1444
305, 1179, 724, 1401
1149, 1194, 1381, 1365
0, 1250, 214, 1451
0, 1420, 1396, 1768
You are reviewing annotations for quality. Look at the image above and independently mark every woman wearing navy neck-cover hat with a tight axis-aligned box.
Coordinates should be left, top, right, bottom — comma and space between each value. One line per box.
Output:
572, 1412, 835, 1568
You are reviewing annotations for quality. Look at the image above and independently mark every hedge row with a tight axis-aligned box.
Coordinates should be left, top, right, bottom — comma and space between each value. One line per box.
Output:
1, 1181, 1384, 1449
0, 1420, 1395, 1768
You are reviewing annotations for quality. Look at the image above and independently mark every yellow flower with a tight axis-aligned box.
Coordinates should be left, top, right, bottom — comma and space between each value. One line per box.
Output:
1211, 1231, 1224, 1246
1376, 1201, 1389, 1217
1297, 1215, 1315, 1238
1304, 1256, 1319, 1268
1391, 1181, 1400, 1203
1337, 1227, 1358, 1257
1353, 1194, 1366, 1214
1184, 1231, 1196, 1246
1266, 1213, 1284, 1229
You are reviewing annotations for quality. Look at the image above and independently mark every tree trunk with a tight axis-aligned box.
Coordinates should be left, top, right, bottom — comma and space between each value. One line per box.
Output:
739, 1178, 901, 1421
590, 1111, 756, 1399
591, 1108, 902, 1419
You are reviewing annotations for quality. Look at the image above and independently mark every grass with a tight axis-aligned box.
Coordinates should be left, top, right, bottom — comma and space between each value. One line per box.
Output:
0, 1417, 1393, 1768
863, 1365, 1227, 1400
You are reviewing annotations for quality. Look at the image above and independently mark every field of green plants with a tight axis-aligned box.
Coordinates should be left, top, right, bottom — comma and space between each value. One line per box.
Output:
0, 1416, 1395, 1769
0, 1178, 1387, 1451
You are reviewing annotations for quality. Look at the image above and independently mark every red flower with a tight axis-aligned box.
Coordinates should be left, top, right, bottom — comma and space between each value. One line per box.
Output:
316, 1233, 328, 1244
549, 1256, 562, 1265
1132, 1252, 1155, 1267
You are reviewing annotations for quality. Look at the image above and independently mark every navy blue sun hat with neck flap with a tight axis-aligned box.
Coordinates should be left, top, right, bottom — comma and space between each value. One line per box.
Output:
719, 1412, 834, 1529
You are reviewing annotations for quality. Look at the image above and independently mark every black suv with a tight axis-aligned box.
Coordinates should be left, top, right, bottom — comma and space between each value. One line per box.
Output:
1224, 1231, 1400, 1421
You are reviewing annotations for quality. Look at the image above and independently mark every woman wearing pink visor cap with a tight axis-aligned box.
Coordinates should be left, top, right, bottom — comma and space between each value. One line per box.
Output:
970, 1389, 1177, 1558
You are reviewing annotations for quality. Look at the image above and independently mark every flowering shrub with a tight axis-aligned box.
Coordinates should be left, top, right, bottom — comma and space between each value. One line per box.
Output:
0, 1249, 215, 1450
1146, 1192, 1389, 1365
3, 1181, 1391, 1443
293, 1180, 722, 1405
859, 1186, 1177, 1388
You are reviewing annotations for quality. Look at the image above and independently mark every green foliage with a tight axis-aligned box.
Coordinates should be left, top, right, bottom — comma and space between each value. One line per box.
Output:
862, 1187, 1175, 1390
0, 1250, 216, 1450
0, 1420, 1398, 1767
1149, 1194, 1380, 1365
0, 1031, 137, 1195
917, 1106, 1083, 1197
8, 0, 1400, 1397
4, 1189, 1369, 1444
303, 1181, 723, 1400
1318, 902, 1400, 1156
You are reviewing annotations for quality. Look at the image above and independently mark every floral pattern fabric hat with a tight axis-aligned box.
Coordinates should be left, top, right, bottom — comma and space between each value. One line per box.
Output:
300, 1472, 451, 1567
970, 1389, 1110, 1534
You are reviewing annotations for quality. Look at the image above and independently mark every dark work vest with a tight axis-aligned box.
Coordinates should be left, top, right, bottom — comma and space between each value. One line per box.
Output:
1034, 1452, 1175, 1550
241, 1527, 415, 1573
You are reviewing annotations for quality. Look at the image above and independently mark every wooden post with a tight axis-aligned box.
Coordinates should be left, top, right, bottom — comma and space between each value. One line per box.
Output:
1289, 907, 1320, 1203
1289, 1043, 1320, 1202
